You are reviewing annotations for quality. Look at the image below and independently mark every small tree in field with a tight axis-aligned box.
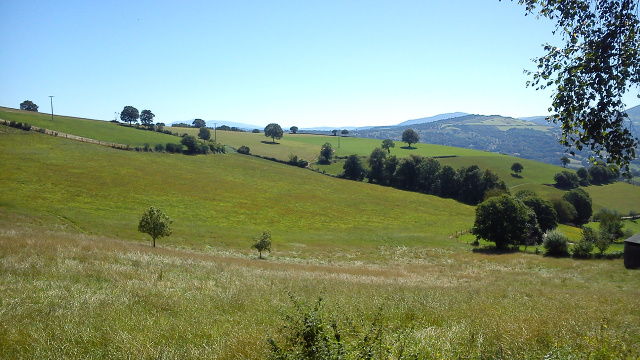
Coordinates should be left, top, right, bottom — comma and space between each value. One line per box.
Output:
381, 139, 395, 153
252, 231, 272, 259
290, 126, 298, 134
472, 195, 534, 249
120, 106, 139, 125
138, 206, 172, 247
198, 127, 211, 140
264, 123, 284, 143
401, 129, 419, 148
560, 156, 570, 168
140, 109, 155, 127
511, 162, 524, 175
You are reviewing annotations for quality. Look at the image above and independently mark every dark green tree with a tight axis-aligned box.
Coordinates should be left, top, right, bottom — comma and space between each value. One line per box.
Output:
318, 142, 333, 164
341, 129, 349, 135
416, 157, 441, 193
139, 109, 155, 127
554, 170, 579, 189
192, 119, 206, 128
198, 127, 211, 140
381, 139, 395, 153
289, 126, 298, 134
515, 0, 640, 171
522, 195, 559, 232
560, 156, 570, 168
331, 129, 338, 136
511, 162, 524, 175
181, 135, 199, 154
472, 195, 535, 249
341, 155, 366, 181
596, 208, 624, 240
383, 155, 399, 186
367, 148, 387, 184
458, 166, 484, 204
120, 106, 139, 125
264, 123, 284, 143
401, 128, 419, 148
551, 198, 578, 224
438, 165, 460, 198
138, 206, 172, 247
20, 100, 38, 112
576, 167, 591, 186
563, 188, 593, 225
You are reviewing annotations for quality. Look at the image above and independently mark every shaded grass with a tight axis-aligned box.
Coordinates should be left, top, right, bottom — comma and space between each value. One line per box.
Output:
0, 106, 180, 147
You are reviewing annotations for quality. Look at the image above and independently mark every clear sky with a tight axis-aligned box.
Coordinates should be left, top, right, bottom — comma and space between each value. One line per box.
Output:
1, 0, 638, 128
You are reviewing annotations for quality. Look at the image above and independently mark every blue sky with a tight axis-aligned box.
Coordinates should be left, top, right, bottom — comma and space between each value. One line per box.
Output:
1, 0, 638, 127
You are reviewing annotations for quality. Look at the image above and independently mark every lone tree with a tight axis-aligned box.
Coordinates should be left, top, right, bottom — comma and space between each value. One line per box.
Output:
192, 119, 206, 128
139, 109, 155, 127
290, 126, 298, 134
472, 195, 536, 249
511, 162, 524, 175
318, 142, 333, 164
252, 231, 272, 259
341, 129, 349, 136
138, 206, 172, 247
560, 156, 570, 168
198, 127, 211, 140
264, 123, 283, 143
401, 129, 419, 148
381, 139, 395, 153
20, 100, 38, 112
120, 106, 139, 125
331, 129, 338, 136
515, 0, 640, 171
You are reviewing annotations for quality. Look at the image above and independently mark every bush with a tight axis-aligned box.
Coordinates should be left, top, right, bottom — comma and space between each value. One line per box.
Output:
288, 154, 308, 168
154, 143, 165, 152
165, 143, 184, 153
208, 142, 226, 154
551, 198, 577, 224
543, 230, 569, 257
595, 229, 612, 255
341, 155, 366, 181
572, 228, 596, 258
563, 188, 592, 225
554, 171, 579, 189
237, 145, 251, 155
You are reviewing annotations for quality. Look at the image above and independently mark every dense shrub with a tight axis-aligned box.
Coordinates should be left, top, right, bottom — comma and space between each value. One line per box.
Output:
154, 143, 165, 152
554, 171, 579, 189
237, 145, 251, 155
543, 230, 569, 257
288, 154, 308, 168
318, 143, 333, 164
563, 188, 592, 225
165, 143, 184, 153
551, 198, 577, 224
208, 142, 226, 154
595, 208, 624, 240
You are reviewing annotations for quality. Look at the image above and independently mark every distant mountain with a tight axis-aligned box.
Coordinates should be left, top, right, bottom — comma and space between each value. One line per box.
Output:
626, 104, 640, 126
397, 112, 469, 126
172, 120, 261, 130
518, 116, 555, 126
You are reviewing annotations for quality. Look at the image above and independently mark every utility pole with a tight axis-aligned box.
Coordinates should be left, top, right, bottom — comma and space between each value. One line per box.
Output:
48, 96, 54, 121
214, 122, 217, 143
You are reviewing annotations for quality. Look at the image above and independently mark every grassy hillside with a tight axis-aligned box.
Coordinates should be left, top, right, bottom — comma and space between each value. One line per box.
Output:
0, 107, 180, 147
1, 224, 638, 359
0, 126, 474, 252
172, 128, 640, 214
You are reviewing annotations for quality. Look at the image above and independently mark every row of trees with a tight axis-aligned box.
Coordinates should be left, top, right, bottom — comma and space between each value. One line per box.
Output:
331, 145, 508, 205
554, 164, 620, 189
119, 106, 156, 126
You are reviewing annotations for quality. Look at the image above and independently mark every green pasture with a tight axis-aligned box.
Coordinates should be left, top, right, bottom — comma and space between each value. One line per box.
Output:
0, 107, 180, 147
0, 126, 474, 253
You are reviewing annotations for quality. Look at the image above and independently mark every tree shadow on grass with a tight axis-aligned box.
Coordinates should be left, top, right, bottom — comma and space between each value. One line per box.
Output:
472, 246, 520, 255
511, 173, 523, 178
399, 146, 416, 150
260, 140, 280, 145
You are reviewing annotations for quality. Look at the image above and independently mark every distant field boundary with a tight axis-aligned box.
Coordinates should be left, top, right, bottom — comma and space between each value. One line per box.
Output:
0, 119, 131, 150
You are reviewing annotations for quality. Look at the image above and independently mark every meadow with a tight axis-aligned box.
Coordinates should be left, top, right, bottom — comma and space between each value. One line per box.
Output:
0, 107, 180, 147
174, 127, 640, 213
1, 119, 639, 359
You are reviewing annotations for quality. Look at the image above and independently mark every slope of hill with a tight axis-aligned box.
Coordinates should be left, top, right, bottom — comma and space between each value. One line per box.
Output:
0, 126, 474, 250
172, 119, 262, 130
0, 106, 180, 147
397, 112, 469, 126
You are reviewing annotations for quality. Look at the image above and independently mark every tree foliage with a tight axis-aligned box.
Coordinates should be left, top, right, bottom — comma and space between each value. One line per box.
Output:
341, 155, 366, 180
264, 123, 284, 143
139, 109, 155, 127
563, 188, 593, 225
521, 195, 558, 232
318, 142, 333, 164
120, 106, 139, 125
20, 100, 38, 112
472, 195, 537, 249
515, 0, 640, 171
252, 231, 272, 259
401, 128, 419, 148
554, 170, 579, 189
367, 148, 387, 184
511, 162, 524, 174
381, 139, 395, 153
138, 206, 172, 247
192, 119, 206, 128
560, 156, 570, 168
289, 126, 298, 134
198, 127, 211, 140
